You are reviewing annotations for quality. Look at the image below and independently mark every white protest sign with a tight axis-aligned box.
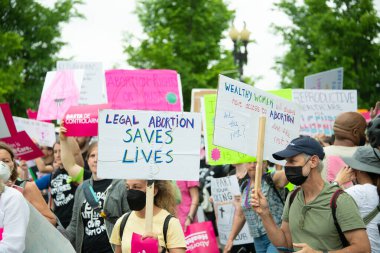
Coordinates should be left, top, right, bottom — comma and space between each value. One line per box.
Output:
304, 67, 344, 90
292, 89, 357, 136
98, 110, 201, 180
57, 61, 108, 105
13, 117, 56, 147
211, 176, 253, 245
214, 75, 301, 163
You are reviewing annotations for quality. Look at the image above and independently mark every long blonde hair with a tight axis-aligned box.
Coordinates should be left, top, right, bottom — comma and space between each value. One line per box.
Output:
154, 180, 177, 216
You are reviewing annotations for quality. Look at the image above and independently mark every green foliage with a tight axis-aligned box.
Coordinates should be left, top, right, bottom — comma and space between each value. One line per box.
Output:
0, 0, 82, 116
274, 0, 380, 108
124, 0, 237, 111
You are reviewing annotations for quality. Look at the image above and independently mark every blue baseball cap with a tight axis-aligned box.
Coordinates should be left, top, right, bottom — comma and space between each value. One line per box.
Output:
273, 136, 325, 160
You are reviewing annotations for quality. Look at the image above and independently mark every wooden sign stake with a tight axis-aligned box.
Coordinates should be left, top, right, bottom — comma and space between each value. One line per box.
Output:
145, 180, 154, 233
254, 116, 266, 198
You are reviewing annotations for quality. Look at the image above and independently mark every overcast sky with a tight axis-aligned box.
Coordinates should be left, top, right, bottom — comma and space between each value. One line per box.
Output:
40, 0, 380, 90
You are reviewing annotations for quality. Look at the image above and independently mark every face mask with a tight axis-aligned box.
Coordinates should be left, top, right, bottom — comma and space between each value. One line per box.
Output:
284, 159, 311, 186
0, 161, 11, 183
127, 189, 146, 211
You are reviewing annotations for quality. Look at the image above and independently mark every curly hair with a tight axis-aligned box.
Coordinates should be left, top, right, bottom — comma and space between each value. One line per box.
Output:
154, 180, 177, 217
0, 142, 18, 182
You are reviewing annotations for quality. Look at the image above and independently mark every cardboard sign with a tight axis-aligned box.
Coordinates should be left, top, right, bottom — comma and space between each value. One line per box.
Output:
97, 110, 201, 180
64, 104, 111, 136
57, 61, 108, 105
292, 89, 357, 136
185, 221, 219, 253
214, 75, 301, 163
105, 70, 183, 111
37, 70, 84, 120
202, 95, 256, 165
131, 233, 159, 253
191, 89, 217, 113
13, 117, 56, 147
0, 131, 43, 160
304, 67, 344, 89
0, 103, 17, 138
211, 176, 254, 245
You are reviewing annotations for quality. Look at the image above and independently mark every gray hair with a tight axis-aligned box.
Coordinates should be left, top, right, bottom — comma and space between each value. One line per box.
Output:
302, 153, 323, 173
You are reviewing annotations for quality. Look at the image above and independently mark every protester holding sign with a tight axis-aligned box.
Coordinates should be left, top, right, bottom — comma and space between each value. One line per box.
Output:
110, 180, 186, 253
335, 146, 380, 252
65, 137, 129, 253
224, 161, 288, 253
0, 141, 56, 225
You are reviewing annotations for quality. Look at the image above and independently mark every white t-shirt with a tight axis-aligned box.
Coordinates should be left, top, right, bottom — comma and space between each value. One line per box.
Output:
0, 186, 30, 253
345, 184, 380, 253
322, 145, 358, 181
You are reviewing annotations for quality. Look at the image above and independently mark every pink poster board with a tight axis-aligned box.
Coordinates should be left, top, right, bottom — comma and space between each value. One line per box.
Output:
37, 70, 83, 120
0, 131, 43, 160
131, 233, 159, 253
64, 104, 111, 136
27, 108, 51, 123
105, 69, 182, 111
327, 156, 352, 188
0, 103, 17, 138
185, 221, 219, 253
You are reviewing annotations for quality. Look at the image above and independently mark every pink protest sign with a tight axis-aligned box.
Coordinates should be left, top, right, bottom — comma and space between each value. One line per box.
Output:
64, 104, 111, 136
105, 69, 183, 111
27, 108, 52, 123
0, 103, 17, 138
131, 233, 159, 253
0, 131, 43, 160
37, 70, 84, 120
327, 156, 352, 188
185, 221, 219, 253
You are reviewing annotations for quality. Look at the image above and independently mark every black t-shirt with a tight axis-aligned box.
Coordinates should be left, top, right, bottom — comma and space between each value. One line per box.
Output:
81, 179, 113, 253
50, 168, 91, 228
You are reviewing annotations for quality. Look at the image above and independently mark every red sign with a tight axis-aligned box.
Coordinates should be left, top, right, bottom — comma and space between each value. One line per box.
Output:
0, 131, 44, 160
0, 103, 17, 138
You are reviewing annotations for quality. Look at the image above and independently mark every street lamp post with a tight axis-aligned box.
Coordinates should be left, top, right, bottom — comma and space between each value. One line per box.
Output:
229, 22, 251, 81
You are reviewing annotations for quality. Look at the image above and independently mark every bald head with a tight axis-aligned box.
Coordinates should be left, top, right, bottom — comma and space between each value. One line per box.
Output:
333, 112, 366, 146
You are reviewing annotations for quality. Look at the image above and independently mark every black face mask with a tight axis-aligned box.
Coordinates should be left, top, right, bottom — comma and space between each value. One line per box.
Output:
127, 189, 146, 211
284, 159, 311, 186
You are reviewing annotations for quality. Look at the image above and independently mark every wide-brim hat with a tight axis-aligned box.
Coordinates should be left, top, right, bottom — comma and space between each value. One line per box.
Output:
341, 146, 380, 174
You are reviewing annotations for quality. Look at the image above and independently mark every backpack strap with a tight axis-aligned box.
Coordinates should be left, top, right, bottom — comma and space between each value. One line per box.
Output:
119, 212, 132, 241
330, 189, 350, 247
163, 214, 174, 252
363, 204, 380, 225
289, 187, 301, 208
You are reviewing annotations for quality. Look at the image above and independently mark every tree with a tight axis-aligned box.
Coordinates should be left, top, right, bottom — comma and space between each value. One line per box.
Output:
0, 0, 82, 116
124, 0, 237, 111
274, 0, 380, 108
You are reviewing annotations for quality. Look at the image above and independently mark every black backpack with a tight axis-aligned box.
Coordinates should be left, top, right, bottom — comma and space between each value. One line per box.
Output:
119, 212, 174, 251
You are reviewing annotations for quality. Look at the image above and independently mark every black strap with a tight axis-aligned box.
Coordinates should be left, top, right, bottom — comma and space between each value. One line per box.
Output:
330, 189, 350, 247
289, 187, 301, 208
264, 173, 285, 205
163, 214, 174, 249
119, 212, 132, 240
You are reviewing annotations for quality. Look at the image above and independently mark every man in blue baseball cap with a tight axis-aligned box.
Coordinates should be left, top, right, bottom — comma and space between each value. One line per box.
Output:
251, 136, 370, 253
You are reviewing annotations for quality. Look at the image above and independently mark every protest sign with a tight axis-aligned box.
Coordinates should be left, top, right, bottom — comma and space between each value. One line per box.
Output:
0, 103, 17, 138
191, 89, 217, 112
64, 104, 111, 136
105, 69, 183, 111
185, 221, 219, 253
57, 61, 108, 105
37, 70, 84, 120
13, 117, 56, 147
202, 95, 256, 165
211, 176, 253, 245
97, 110, 201, 180
304, 67, 344, 89
0, 131, 43, 160
292, 89, 357, 136
213, 75, 301, 163
131, 233, 159, 253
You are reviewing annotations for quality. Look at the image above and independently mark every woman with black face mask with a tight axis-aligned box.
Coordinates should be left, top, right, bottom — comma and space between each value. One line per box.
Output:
110, 180, 186, 253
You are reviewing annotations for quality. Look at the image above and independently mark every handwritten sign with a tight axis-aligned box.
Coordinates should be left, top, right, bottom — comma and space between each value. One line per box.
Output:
304, 67, 344, 89
57, 61, 108, 105
214, 75, 301, 163
292, 89, 357, 136
0, 131, 43, 160
105, 70, 183, 111
191, 89, 217, 113
202, 95, 255, 165
211, 176, 253, 245
13, 117, 56, 147
131, 233, 158, 253
64, 104, 111, 137
0, 103, 17, 138
37, 70, 84, 120
97, 110, 201, 180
